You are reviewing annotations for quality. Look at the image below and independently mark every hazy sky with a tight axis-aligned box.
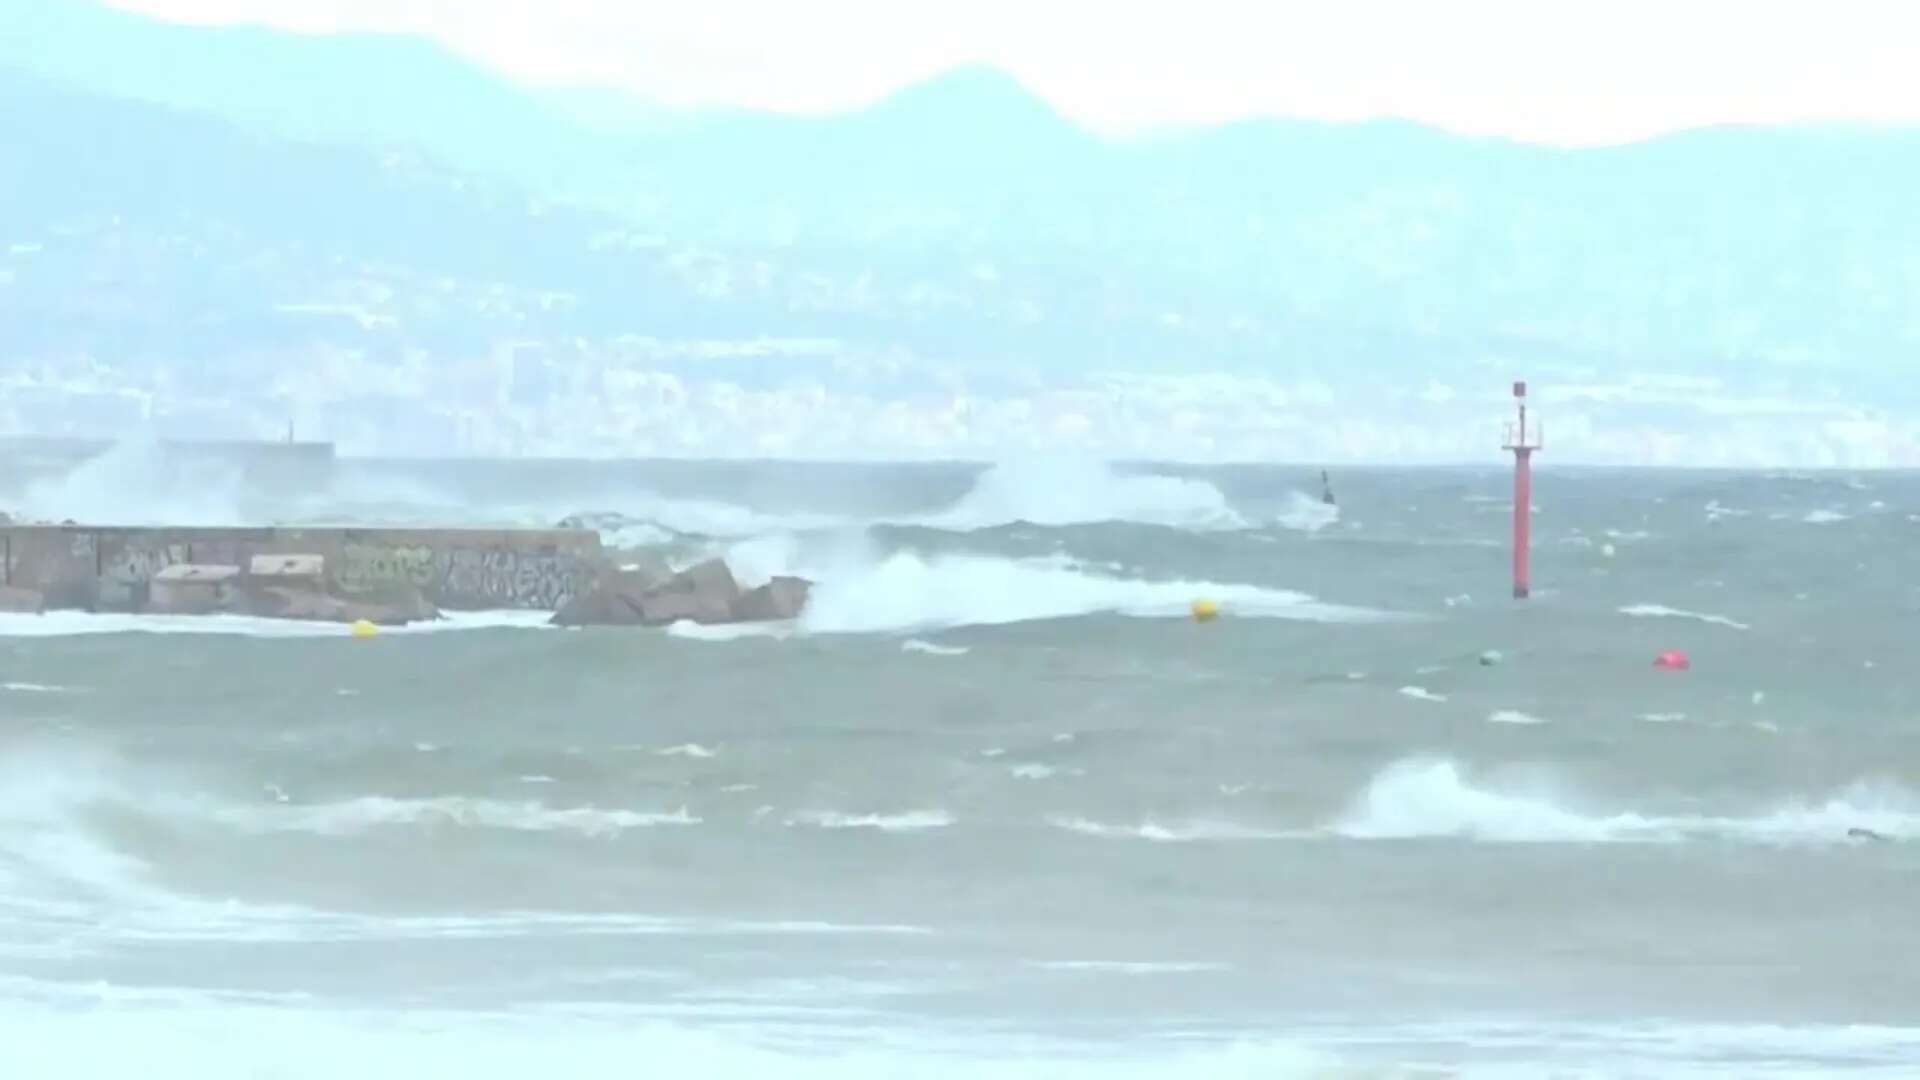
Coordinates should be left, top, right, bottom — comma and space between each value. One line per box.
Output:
111, 0, 1920, 145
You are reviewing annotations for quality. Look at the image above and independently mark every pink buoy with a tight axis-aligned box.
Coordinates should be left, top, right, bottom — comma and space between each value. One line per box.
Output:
1653, 649, 1691, 671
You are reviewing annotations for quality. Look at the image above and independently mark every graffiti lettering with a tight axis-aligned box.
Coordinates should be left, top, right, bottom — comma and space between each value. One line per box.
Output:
338, 543, 439, 593
440, 549, 583, 610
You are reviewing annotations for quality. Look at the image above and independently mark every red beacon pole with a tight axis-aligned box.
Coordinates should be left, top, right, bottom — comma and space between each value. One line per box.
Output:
1502, 380, 1542, 599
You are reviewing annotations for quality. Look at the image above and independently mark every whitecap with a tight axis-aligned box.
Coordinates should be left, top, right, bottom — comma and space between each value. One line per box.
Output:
901, 639, 969, 656
1331, 758, 1920, 846
1487, 710, 1547, 725
1398, 686, 1447, 703
1271, 490, 1339, 533
784, 810, 953, 832
1618, 603, 1750, 631
218, 798, 701, 837
798, 551, 1397, 635
665, 620, 795, 642
655, 744, 717, 759
1049, 817, 1297, 842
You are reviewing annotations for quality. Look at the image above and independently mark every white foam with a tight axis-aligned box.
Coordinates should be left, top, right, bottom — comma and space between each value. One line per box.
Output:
1618, 604, 1751, 631
784, 811, 953, 832
14, 440, 249, 526
217, 798, 700, 837
798, 551, 1392, 635
0, 611, 554, 638
1009, 764, 1057, 780
602, 521, 678, 549
1049, 817, 1298, 842
665, 620, 795, 642
1487, 710, 1548, 725
0, 752, 157, 905
1333, 760, 1640, 843
1803, 509, 1850, 524
656, 744, 718, 759
1, 682, 71, 693
701, 527, 1395, 637
551, 497, 849, 540
919, 459, 1245, 531
1333, 758, 1920, 845
900, 639, 969, 656
1273, 490, 1340, 533
1398, 686, 1448, 703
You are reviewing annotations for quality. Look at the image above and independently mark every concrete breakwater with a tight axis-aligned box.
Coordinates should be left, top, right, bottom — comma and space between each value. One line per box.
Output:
0, 525, 602, 614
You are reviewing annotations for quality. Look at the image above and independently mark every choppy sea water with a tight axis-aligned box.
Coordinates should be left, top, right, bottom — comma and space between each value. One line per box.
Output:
4, 456, 1920, 1077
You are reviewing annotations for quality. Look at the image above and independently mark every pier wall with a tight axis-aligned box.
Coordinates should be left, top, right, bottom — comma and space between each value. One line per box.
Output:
0, 526, 604, 611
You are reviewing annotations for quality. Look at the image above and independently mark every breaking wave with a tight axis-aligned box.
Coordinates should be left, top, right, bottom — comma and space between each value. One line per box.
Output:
12, 440, 249, 527
1273, 490, 1339, 533
711, 532, 1392, 636
1043, 762, 1920, 848
797, 551, 1390, 635
1333, 758, 1920, 845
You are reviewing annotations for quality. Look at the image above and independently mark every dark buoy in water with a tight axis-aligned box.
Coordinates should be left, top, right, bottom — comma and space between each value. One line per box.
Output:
1653, 649, 1691, 671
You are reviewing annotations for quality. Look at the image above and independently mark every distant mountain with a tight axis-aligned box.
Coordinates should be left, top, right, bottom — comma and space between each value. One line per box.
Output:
2, 0, 608, 194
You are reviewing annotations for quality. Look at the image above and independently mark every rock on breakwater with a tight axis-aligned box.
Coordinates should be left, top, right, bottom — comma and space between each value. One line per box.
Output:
551, 558, 812, 627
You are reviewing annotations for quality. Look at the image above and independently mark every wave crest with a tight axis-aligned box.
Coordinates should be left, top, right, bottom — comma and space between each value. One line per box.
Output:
220, 797, 700, 837
797, 551, 1389, 635
1335, 758, 1920, 845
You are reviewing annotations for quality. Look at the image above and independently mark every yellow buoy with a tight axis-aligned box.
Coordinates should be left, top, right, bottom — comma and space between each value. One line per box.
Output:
349, 619, 380, 639
1190, 598, 1220, 623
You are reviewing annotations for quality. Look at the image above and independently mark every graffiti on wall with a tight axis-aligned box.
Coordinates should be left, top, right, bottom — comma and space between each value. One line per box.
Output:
101, 541, 187, 585
338, 543, 439, 594
335, 541, 588, 610
5, 528, 596, 612
440, 549, 584, 610
97, 538, 188, 610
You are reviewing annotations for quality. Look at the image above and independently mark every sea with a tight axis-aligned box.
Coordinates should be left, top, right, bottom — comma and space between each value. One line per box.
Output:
3, 450, 1919, 1078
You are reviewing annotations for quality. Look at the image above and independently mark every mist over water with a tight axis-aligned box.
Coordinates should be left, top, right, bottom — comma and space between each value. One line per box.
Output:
5, 455, 1920, 1075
